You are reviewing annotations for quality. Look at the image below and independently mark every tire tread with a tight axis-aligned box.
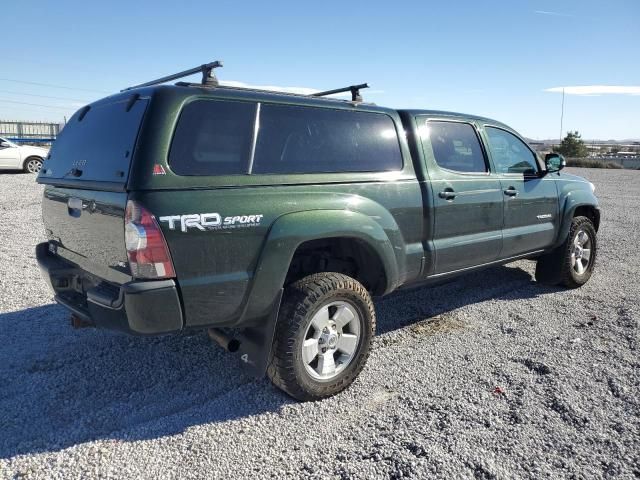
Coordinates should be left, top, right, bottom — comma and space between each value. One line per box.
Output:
535, 216, 597, 288
267, 272, 375, 401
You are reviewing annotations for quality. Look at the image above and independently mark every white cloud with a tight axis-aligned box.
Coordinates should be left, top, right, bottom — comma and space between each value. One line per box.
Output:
220, 80, 383, 98
534, 10, 573, 17
545, 86, 640, 96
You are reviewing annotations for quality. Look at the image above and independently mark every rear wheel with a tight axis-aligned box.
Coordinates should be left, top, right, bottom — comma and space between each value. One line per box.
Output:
23, 156, 43, 174
267, 272, 375, 401
535, 216, 597, 288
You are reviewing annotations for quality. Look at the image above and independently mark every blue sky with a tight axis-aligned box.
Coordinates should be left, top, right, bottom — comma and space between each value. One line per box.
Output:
3, 0, 639, 140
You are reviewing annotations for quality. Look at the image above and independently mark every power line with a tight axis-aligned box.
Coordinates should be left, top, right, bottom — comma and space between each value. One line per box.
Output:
0, 89, 92, 103
0, 99, 76, 110
0, 77, 110, 94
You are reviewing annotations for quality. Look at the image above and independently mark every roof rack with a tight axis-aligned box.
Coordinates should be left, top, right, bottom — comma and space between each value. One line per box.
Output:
121, 61, 223, 92
120, 61, 370, 104
310, 83, 369, 102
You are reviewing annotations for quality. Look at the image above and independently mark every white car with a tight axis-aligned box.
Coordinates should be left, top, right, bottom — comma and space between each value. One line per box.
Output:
0, 137, 49, 173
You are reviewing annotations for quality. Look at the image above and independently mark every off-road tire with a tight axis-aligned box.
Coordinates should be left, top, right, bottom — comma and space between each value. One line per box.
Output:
535, 216, 597, 288
23, 156, 43, 174
267, 272, 376, 401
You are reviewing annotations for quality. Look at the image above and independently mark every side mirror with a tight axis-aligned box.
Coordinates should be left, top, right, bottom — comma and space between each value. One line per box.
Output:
0, 141, 10, 148
545, 153, 566, 173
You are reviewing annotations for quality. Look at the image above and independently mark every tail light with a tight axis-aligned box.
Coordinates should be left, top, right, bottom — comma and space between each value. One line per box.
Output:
125, 200, 175, 279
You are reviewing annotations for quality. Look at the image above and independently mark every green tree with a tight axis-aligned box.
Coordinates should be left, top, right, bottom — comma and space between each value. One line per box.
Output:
554, 131, 588, 157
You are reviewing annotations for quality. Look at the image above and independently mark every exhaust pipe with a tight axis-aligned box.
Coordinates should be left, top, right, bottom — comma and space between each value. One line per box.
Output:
208, 328, 240, 352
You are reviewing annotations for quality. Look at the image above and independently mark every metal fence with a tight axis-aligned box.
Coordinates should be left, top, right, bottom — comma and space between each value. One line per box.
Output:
0, 120, 63, 145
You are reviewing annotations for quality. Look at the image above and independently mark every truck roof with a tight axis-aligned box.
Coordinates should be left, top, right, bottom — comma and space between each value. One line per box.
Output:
398, 109, 511, 130
111, 84, 400, 116
97, 84, 513, 132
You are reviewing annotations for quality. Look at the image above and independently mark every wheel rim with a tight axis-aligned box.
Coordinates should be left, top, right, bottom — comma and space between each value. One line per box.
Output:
571, 229, 592, 275
302, 301, 361, 381
27, 159, 42, 173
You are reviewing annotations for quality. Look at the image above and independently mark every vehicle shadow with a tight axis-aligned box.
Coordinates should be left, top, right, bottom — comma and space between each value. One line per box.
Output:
0, 263, 557, 459
375, 262, 558, 335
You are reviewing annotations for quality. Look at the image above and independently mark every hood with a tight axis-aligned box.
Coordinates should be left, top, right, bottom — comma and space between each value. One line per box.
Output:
556, 171, 590, 184
19, 145, 49, 156
554, 170, 597, 198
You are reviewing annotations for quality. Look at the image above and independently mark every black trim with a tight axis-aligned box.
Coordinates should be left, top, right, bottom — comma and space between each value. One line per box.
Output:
121, 279, 177, 293
36, 242, 183, 335
36, 177, 127, 192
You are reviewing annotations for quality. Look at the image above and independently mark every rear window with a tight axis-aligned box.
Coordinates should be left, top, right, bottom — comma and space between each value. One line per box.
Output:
169, 100, 256, 176
423, 120, 487, 173
252, 105, 403, 174
40, 96, 148, 183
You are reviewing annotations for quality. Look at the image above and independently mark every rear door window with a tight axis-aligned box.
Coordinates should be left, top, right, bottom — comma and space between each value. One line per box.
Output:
41, 96, 148, 183
421, 120, 488, 173
252, 104, 402, 174
169, 100, 257, 176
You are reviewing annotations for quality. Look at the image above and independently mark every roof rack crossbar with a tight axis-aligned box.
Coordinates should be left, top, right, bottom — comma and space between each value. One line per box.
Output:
121, 61, 223, 92
311, 83, 369, 102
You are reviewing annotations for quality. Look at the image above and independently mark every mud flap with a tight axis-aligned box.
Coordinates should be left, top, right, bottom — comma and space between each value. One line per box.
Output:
236, 289, 283, 377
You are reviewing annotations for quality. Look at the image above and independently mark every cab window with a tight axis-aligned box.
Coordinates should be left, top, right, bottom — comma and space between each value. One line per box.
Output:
420, 120, 488, 173
485, 127, 539, 175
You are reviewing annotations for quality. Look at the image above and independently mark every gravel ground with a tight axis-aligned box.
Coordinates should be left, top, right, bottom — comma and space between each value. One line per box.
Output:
0, 168, 638, 479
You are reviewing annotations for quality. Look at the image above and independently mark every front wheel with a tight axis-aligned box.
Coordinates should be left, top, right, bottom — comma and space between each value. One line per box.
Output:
267, 272, 376, 401
23, 156, 43, 174
535, 216, 597, 288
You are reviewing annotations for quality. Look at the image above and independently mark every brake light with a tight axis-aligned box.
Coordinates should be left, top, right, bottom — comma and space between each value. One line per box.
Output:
125, 200, 175, 279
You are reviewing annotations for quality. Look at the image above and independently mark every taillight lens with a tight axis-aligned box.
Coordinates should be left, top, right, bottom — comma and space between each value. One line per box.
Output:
124, 200, 175, 279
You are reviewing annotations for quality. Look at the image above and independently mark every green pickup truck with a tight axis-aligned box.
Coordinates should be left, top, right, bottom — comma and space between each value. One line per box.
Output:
36, 63, 599, 401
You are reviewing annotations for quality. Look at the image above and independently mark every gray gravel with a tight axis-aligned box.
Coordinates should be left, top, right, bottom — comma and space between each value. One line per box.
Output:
0, 168, 638, 479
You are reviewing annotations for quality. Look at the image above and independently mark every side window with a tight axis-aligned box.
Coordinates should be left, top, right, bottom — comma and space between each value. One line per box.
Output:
252, 104, 403, 174
421, 120, 487, 173
169, 100, 256, 176
485, 127, 539, 175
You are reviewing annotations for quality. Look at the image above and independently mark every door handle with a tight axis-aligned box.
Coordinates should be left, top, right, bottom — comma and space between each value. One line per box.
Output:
439, 188, 456, 200
503, 187, 518, 197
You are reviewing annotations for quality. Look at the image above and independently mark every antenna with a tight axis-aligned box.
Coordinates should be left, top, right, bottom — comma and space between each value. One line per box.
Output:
311, 83, 369, 102
121, 61, 223, 92
559, 87, 565, 143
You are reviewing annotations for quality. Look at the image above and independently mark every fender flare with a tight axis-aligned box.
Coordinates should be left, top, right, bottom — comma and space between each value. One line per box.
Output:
554, 190, 600, 248
239, 209, 399, 324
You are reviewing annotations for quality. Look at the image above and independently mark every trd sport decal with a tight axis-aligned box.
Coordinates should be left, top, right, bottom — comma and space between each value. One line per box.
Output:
159, 213, 264, 232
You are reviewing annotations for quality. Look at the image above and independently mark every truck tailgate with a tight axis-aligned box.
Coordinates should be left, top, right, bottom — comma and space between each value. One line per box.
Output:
42, 186, 131, 285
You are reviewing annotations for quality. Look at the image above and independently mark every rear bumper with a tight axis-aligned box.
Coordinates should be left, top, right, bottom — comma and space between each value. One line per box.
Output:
36, 242, 183, 335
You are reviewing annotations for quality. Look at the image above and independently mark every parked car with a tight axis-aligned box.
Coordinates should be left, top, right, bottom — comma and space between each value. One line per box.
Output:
35, 63, 600, 401
0, 137, 48, 173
